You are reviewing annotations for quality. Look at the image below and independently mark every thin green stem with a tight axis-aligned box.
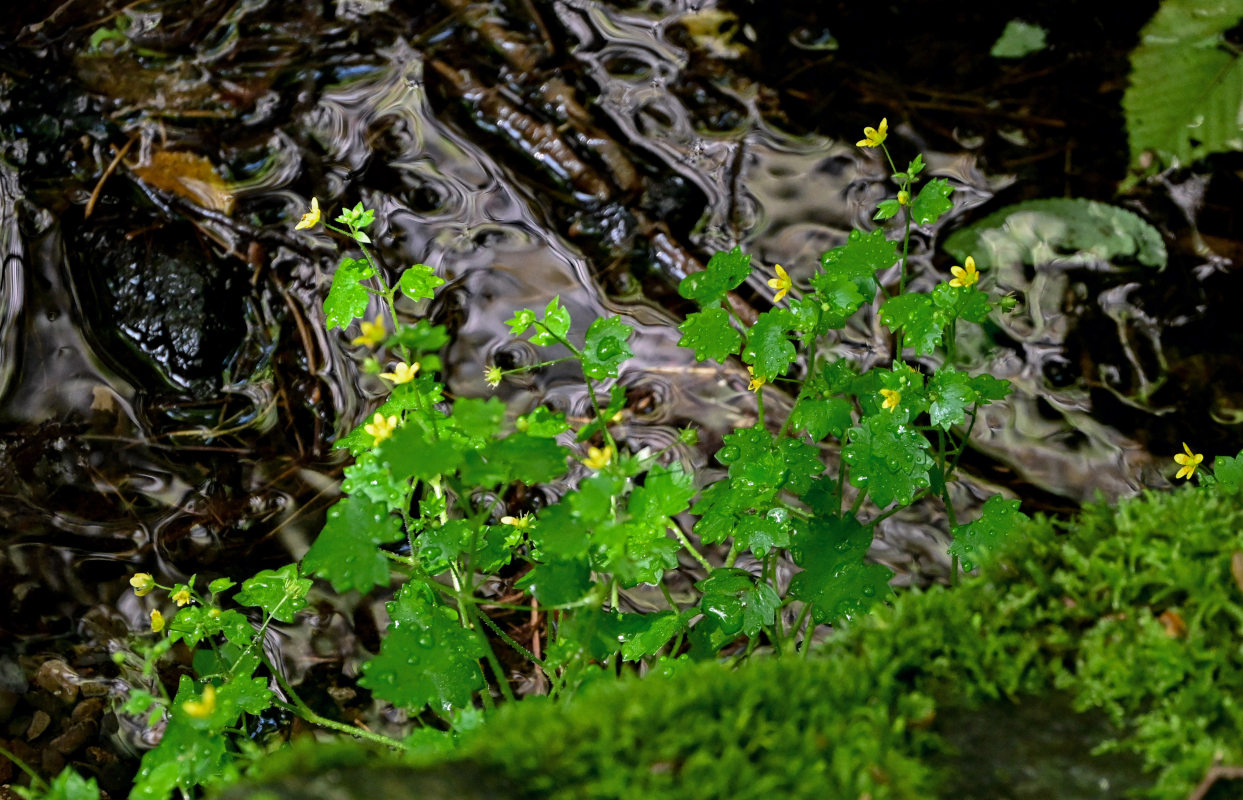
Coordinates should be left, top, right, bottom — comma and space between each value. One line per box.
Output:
673, 526, 714, 572
267, 657, 406, 750
0, 744, 48, 791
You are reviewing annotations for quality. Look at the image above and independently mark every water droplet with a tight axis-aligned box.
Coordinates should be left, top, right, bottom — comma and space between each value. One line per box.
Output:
861, 586, 875, 597
718, 445, 741, 464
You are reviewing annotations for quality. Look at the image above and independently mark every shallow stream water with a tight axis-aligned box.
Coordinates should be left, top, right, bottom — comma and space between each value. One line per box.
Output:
1, 0, 1241, 793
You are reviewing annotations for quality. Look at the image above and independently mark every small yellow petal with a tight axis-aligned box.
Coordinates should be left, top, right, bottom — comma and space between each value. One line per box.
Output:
172, 589, 192, 607
582, 445, 614, 470
150, 609, 165, 633
183, 685, 217, 719
294, 197, 321, 231
379, 362, 419, 385
130, 573, 155, 597
746, 366, 766, 393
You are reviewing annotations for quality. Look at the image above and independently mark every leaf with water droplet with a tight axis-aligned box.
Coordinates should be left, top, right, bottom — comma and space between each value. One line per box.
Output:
360, 584, 486, 713
678, 246, 751, 307
581, 315, 634, 379
397, 263, 444, 301
302, 494, 403, 594
788, 516, 892, 624
678, 305, 741, 363
323, 257, 375, 332
948, 494, 1028, 572
696, 568, 780, 638
235, 564, 311, 624
843, 414, 933, 508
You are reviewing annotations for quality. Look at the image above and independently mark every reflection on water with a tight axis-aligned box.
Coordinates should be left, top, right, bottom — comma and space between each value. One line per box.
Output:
0, 0, 1232, 784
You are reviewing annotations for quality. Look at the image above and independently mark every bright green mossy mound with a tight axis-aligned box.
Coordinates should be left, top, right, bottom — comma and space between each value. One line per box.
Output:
440, 485, 1243, 799
219, 485, 1243, 799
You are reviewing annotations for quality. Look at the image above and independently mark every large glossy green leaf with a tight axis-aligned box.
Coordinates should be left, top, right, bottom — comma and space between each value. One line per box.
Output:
1124, 0, 1243, 168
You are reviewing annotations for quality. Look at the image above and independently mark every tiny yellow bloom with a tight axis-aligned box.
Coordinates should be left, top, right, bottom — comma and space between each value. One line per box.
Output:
582, 445, 614, 470
130, 573, 155, 597
150, 609, 165, 633
1173, 442, 1204, 480
294, 197, 321, 230
500, 513, 534, 531
182, 685, 217, 719
880, 388, 901, 411
379, 361, 419, 385
747, 366, 766, 393
856, 118, 888, 148
897, 190, 910, 206
483, 364, 503, 389
172, 588, 192, 607
350, 317, 386, 348
949, 256, 979, 288
767, 264, 793, 303
364, 412, 399, 444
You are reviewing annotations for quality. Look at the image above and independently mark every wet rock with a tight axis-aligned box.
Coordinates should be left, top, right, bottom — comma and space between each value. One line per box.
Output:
50, 720, 96, 755
25, 710, 50, 740
71, 697, 104, 723
33, 659, 79, 705
70, 219, 246, 395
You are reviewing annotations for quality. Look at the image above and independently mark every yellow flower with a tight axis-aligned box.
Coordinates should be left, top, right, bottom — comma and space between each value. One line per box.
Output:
747, 366, 765, 393
379, 361, 419, 385
484, 365, 503, 389
130, 573, 155, 597
182, 685, 217, 719
880, 388, 901, 412
172, 589, 192, 607
294, 197, 321, 230
949, 256, 979, 288
767, 264, 793, 303
1173, 442, 1203, 480
897, 190, 910, 205
150, 609, 165, 633
582, 445, 614, 470
350, 317, 386, 348
500, 513, 534, 531
856, 118, 888, 148
364, 412, 399, 444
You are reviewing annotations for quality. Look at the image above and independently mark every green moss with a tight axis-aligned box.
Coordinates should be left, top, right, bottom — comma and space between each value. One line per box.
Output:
218, 486, 1243, 799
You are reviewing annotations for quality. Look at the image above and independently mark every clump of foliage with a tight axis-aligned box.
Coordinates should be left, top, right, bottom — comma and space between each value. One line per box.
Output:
34, 119, 1025, 800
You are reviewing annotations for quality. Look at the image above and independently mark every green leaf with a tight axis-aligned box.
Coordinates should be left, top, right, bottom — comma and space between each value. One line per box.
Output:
21, 769, 100, 800
529, 297, 572, 346
323, 257, 375, 332
207, 577, 235, 595
787, 397, 853, 442
507, 308, 537, 337
733, 513, 790, 557
931, 282, 991, 323
415, 520, 471, 574
516, 406, 570, 437
943, 198, 1167, 273
696, 568, 780, 637
910, 178, 954, 226
388, 319, 450, 353
816, 228, 898, 300
801, 278, 866, 331
948, 494, 1028, 571
618, 610, 689, 661
777, 437, 826, 494
678, 306, 741, 362
1124, 0, 1243, 168
234, 564, 311, 623
397, 263, 444, 301
581, 316, 634, 379
485, 434, 569, 485
678, 246, 751, 306
376, 424, 466, 483
742, 309, 798, 381
341, 451, 407, 513
599, 518, 683, 586
1213, 451, 1243, 494
448, 397, 507, 442
842, 414, 933, 508
991, 20, 1048, 59
927, 366, 977, 429
789, 516, 893, 623
629, 463, 697, 520
359, 585, 486, 712
517, 556, 593, 606
302, 494, 403, 594
873, 198, 902, 221
880, 293, 945, 356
